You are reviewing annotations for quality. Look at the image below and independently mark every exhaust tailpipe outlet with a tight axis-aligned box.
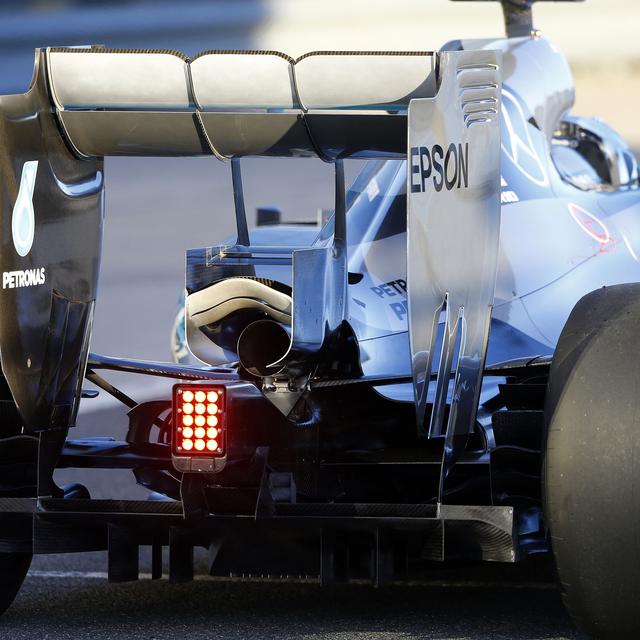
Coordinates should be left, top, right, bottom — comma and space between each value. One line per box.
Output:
237, 319, 291, 377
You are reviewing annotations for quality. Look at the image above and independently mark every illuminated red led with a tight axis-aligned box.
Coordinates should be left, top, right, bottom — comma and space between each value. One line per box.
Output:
174, 385, 224, 457
182, 415, 194, 427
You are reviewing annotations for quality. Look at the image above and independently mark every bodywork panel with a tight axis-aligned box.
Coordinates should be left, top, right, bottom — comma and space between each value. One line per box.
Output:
0, 51, 103, 431
407, 49, 501, 439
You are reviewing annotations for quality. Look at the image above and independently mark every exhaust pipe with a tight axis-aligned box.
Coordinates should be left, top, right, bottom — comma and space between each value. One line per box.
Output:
237, 319, 291, 377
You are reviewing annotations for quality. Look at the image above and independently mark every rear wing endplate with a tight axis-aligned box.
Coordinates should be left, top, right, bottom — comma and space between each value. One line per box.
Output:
407, 50, 502, 463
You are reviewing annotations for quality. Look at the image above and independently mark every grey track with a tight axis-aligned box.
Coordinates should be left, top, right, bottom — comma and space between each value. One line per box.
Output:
5, 573, 584, 640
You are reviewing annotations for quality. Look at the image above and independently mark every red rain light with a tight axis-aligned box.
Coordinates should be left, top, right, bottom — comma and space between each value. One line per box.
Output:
173, 385, 225, 457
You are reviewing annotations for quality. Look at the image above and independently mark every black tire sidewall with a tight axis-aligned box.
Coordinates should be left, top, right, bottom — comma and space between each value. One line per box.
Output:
545, 284, 640, 639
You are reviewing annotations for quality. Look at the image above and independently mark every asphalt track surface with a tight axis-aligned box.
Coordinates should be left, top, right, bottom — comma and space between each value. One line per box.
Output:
7, 157, 595, 638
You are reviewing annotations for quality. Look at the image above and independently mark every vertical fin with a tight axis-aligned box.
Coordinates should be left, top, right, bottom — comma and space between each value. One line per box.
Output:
407, 49, 502, 455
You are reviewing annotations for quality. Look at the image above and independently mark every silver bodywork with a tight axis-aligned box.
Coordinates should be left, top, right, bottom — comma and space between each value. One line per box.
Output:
407, 49, 501, 441
175, 34, 640, 437
16, 31, 638, 441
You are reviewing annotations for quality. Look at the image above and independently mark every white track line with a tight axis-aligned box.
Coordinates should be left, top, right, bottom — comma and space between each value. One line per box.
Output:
26, 571, 556, 589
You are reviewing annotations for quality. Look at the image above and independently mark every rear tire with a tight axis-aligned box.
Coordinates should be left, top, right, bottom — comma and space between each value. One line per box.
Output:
0, 374, 34, 616
0, 553, 31, 616
545, 284, 640, 638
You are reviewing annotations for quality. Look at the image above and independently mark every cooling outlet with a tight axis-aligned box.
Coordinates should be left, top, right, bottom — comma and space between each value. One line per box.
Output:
237, 319, 291, 377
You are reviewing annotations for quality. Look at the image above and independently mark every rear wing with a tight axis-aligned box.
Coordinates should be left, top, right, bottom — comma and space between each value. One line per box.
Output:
0, 46, 501, 447
47, 48, 436, 160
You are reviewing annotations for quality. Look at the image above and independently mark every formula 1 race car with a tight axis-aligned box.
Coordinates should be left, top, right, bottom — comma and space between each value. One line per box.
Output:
0, 0, 638, 637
